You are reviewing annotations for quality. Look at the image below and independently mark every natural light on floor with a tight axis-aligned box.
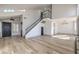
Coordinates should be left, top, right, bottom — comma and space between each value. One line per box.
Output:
52, 35, 75, 40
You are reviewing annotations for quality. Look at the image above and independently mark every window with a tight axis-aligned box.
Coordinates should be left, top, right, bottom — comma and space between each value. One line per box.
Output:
13, 23, 19, 33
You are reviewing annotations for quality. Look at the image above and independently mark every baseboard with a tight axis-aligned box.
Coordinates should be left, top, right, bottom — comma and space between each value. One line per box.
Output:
25, 35, 42, 39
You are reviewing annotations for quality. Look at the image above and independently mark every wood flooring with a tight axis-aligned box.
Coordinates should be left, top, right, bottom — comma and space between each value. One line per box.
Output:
0, 35, 77, 54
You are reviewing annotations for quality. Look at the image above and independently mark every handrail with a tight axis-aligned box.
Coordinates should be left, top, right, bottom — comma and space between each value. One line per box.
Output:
24, 11, 51, 36
25, 17, 42, 35
25, 17, 41, 31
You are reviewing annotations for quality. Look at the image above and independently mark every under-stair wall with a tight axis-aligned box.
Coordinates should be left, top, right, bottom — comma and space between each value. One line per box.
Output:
22, 10, 40, 36
23, 9, 51, 38
25, 22, 42, 38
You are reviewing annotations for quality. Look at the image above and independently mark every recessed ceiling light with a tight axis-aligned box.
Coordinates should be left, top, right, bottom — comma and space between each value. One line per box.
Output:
3, 9, 8, 12
3, 9, 15, 12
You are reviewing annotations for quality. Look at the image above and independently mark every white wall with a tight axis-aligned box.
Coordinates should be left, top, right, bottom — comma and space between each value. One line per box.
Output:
41, 18, 55, 35
51, 4, 78, 35
52, 4, 77, 18
53, 17, 78, 35
25, 22, 41, 38
44, 19, 52, 35
22, 10, 40, 36
56, 22, 75, 34
12, 22, 21, 36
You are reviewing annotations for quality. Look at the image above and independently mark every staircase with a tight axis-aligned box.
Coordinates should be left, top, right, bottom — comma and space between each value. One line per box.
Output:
24, 17, 42, 36
24, 12, 43, 37
24, 10, 51, 37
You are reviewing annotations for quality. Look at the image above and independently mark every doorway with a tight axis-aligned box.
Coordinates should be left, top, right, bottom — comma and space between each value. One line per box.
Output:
2, 22, 11, 37
41, 27, 44, 35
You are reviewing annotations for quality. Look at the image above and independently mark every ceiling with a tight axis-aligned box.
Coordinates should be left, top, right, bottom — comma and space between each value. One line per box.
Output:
0, 4, 51, 19
0, 4, 51, 10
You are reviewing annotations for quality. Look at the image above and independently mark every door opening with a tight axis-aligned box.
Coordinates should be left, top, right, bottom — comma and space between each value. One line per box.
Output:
2, 22, 11, 37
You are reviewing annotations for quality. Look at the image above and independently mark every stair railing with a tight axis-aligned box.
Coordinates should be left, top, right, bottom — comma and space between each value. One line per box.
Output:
24, 17, 42, 36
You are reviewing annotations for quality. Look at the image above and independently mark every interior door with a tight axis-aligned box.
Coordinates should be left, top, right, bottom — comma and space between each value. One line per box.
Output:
2, 22, 11, 37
